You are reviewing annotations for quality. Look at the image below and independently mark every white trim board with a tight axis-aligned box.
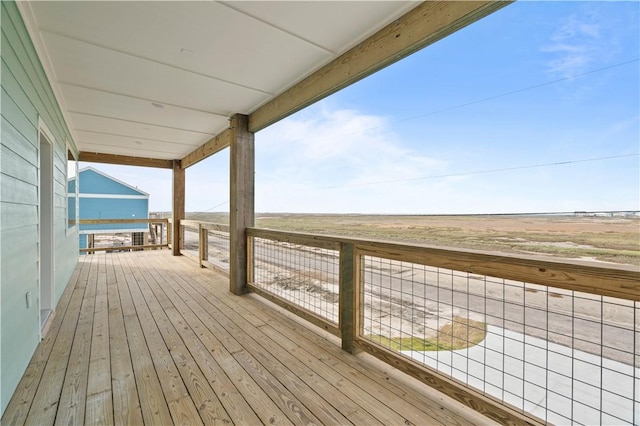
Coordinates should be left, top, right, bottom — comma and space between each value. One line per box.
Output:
72, 193, 148, 199
79, 228, 148, 235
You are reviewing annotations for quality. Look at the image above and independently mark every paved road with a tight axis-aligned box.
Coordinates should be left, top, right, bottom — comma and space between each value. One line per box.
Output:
403, 326, 638, 425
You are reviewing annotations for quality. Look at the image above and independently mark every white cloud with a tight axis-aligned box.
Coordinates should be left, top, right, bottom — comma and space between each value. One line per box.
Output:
257, 105, 445, 185
254, 105, 463, 213
542, 9, 614, 79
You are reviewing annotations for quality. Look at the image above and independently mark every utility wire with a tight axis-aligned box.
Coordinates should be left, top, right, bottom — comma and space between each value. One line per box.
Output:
395, 58, 639, 123
319, 153, 639, 189
199, 153, 637, 210
199, 60, 639, 207
201, 200, 229, 212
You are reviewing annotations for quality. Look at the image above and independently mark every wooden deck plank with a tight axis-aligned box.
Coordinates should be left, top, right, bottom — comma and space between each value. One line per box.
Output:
120, 255, 193, 406
85, 255, 113, 425
54, 253, 99, 426
143, 254, 291, 426
1, 262, 82, 425
5, 251, 489, 426
85, 390, 114, 426
149, 254, 391, 425
106, 254, 144, 426
125, 255, 233, 425
115, 257, 173, 425
178, 260, 409, 425
23, 259, 92, 426
172, 272, 367, 424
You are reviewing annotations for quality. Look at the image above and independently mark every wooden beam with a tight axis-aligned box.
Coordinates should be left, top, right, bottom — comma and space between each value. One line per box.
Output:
78, 152, 173, 169
172, 160, 185, 256
229, 114, 254, 295
181, 128, 232, 169
249, 1, 511, 132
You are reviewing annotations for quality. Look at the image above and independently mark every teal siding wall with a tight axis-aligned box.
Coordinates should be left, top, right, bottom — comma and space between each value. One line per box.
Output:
79, 168, 147, 196
75, 168, 149, 232
78, 197, 149, 232
1, 1, 79, 414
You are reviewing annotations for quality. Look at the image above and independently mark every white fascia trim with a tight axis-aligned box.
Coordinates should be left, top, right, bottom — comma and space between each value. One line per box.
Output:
78, 193, 149, 199
79, 228, 149, 235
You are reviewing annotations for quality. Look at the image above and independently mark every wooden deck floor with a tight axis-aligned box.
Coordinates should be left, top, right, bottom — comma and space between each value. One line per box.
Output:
2, 250, 485, 425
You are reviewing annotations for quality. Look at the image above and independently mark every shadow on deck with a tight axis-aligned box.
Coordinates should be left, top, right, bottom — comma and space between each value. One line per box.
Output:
2, 250, 489, 425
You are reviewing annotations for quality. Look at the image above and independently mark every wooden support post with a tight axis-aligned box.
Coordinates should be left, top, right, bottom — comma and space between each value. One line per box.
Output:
339, 243, 360, 353
172, 160, 185, 256
198, 224, 209, 268
229, 114, 254, 295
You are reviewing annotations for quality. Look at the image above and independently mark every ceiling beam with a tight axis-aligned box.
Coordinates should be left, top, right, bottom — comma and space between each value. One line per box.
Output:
248, 0, 512, 133
181, 127, 232, 169
78, 151, 173, 169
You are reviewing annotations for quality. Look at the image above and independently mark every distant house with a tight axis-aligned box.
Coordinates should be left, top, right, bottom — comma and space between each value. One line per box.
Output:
68, 167, 149, 251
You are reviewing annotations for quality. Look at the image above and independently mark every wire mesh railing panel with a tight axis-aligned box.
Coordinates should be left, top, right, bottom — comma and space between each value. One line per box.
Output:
359, 254, 639, 425
206, 229, 230, 273
182, 226, 200, 258
250, 237, 340, 324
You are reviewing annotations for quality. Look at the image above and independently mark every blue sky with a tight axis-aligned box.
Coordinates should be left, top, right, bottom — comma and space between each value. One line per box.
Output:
85, 1, 640, 214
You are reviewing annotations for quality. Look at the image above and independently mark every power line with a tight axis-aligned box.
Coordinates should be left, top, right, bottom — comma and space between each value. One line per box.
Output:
201, 200, 229, 212
319, 153, 639, 189
395, 58, 639, 123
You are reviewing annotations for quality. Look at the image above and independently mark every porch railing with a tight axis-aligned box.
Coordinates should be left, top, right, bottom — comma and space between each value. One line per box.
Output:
78, 218, 169, 253
246, 227, 640, 426
181, 220, 231, 273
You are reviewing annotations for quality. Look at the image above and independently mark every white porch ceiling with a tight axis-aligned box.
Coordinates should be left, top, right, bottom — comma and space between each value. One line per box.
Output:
18, 1, 418, 161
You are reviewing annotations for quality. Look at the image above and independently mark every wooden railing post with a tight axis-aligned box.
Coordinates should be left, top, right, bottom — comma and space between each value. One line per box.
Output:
229, 114, 254, 295
198, 224, 209, 268
339, 243, 360, 353
172, 160, 185, 256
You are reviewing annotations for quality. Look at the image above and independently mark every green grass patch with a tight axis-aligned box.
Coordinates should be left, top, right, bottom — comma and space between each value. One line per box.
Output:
366, 317, 487, 352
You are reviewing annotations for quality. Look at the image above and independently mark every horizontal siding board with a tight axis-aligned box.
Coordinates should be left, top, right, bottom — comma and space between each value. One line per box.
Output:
0, 144, 37, 185
1, 174, 38, 205
0, 34, 60, 137
0, 202, 38, 230
1, 3, 68, 141
1, 57, 38, 127
0, 226, 40, 308
0, 117, 37, 165
54, 193, 66, 209
53, 169, 66, 191
1, 88, 38, 149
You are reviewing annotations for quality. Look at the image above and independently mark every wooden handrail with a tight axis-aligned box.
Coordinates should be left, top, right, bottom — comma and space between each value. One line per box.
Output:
78, 218, 169, 253
248, 227, 639, 301
181, 219, 230, 233
79, 243, 168, 253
